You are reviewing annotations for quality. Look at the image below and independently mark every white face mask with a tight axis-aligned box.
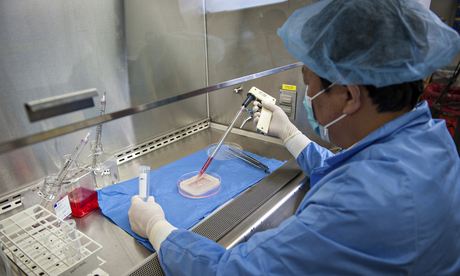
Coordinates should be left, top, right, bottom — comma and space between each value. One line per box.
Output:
302, 83, 347, 143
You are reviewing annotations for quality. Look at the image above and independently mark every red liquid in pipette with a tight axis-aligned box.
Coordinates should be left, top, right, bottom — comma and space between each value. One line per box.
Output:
198, 106, 246, 177
199, 156, 214, 177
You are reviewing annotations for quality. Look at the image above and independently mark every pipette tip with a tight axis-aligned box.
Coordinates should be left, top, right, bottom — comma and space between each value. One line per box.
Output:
83, 132, 91, 142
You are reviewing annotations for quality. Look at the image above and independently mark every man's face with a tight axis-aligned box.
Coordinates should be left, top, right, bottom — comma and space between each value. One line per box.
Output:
301, 66, 345, 127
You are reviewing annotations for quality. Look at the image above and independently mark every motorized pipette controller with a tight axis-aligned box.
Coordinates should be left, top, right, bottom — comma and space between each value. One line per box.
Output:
243, 87, 277, 135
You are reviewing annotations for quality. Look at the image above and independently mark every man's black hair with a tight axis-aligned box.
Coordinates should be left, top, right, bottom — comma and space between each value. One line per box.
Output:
319, 77, 424, 113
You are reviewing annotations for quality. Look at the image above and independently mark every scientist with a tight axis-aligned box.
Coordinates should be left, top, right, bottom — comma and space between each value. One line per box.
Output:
129, 0, 460, 274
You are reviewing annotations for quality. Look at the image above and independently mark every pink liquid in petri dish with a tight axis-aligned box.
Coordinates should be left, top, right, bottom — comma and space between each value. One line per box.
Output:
178, 172, 221, 199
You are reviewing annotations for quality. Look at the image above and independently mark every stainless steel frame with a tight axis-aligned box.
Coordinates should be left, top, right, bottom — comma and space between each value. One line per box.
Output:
0, 62, 302, 154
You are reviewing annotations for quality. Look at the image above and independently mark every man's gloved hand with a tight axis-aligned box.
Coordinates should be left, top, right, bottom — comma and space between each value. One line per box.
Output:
252, 99, 311, 158
129, 196, 164, 238
129, 196, 177, 251
252, 100, 300, 142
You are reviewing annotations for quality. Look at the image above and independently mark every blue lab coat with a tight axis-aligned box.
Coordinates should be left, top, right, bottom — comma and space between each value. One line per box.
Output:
158, 101, 460, 275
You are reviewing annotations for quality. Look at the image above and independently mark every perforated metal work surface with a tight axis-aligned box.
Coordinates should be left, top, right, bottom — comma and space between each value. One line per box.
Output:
128, 160, 301, 276
129, 255, 164, 276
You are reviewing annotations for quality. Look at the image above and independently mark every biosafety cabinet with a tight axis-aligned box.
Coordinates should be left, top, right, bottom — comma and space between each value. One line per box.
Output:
0, 1, 320, 275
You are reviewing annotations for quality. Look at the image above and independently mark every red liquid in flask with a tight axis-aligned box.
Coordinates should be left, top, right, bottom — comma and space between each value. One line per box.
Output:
68, 187, 99, 218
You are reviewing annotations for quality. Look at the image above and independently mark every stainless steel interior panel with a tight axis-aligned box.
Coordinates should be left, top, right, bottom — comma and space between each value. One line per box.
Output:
125, 96, 207, 148
125, 0, 207, 102
0, 0, 128, 142
205, 0, 313, 84
0, 0, 209, 196
123, 0, 210, 181
0, 0, 131, 196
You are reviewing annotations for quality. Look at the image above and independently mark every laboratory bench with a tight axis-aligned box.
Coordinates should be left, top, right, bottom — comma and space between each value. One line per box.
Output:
3, 127, 308, 276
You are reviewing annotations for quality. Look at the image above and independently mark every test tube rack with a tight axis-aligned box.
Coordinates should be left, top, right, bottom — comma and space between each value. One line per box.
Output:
0, 205, 102, 276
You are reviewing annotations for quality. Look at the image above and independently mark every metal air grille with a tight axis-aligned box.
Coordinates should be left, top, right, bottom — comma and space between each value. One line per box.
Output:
0, 194, 23, 215
115, 119, 210, 165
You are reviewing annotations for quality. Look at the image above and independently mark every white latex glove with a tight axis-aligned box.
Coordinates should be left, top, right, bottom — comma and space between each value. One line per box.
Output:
252, 100, 311, 158
128, 196, 177, 251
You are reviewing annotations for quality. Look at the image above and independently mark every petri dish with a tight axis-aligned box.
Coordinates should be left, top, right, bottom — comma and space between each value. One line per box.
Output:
177, 171, 221, 199
206, 143, 243, 161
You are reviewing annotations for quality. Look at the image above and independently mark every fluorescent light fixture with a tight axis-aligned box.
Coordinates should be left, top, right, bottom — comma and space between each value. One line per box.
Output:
206, 0, 287, 13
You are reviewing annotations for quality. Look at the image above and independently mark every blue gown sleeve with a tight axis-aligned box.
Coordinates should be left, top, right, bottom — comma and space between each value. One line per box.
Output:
158, 161, 416, 275
296, 142, 334, 176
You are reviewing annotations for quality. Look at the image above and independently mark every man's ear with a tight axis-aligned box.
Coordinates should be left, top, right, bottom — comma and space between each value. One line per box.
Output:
343, 85, 362, 115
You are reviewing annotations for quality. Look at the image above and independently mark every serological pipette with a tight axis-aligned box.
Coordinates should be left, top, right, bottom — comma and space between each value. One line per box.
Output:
91, 93, 106, 168
39, 132, 91, 211
56, 132, 91, 186
198, 93, 257, 177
